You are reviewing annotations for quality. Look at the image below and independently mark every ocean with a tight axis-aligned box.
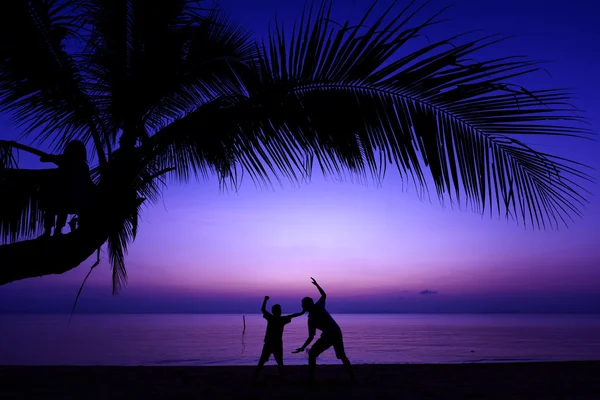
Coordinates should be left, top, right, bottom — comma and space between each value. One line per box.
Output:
1, 314, 599, 366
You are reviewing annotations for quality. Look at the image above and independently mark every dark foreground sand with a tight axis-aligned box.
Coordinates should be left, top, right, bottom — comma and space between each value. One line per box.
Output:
1, 362, 599, 399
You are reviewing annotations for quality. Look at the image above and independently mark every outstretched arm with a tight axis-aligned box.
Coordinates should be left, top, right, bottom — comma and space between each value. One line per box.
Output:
293, 335, 314, 353
287, 311, 305, 319
40, 154, 62, 165
311, 277, 326, 300
0, 140, 60, 166
0, 140, 51, 160
293, 322, 316, 353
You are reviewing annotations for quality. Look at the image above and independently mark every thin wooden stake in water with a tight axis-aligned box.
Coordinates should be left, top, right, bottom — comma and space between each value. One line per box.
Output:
242, 315, 246, 335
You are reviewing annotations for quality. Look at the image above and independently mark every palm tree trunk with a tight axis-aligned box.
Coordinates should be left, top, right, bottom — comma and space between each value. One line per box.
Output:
0, 144, 146, 286
0, 185, 143, 286
0, 225, 108, 286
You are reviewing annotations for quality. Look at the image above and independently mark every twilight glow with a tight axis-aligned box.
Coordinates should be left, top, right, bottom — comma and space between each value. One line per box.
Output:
1, 0, 599, 314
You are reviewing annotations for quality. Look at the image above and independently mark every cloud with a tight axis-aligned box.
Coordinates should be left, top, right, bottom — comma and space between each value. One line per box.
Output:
419, 290, 438, 295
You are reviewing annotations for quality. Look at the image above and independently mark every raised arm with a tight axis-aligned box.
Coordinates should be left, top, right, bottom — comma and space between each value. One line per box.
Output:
311, 277, 326, 300
261, 296, 272, 318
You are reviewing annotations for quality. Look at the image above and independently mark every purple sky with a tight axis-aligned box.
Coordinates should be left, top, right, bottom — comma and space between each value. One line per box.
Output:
1, 0, 599, 313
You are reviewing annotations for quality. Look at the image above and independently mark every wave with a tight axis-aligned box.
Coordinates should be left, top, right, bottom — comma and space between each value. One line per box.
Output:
464, 358, 543, 363
152, 358, 244, 366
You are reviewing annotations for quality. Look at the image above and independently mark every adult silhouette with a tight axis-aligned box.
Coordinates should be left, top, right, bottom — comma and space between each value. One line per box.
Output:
293, 277, 355, 383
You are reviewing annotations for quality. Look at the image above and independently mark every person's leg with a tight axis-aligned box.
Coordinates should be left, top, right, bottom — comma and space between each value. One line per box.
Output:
252, 359, 266, 383
48, 168, 69, 237
273, 343, 285, 380
252, 344, 271, 383
334, 336, 355, 381
54, 213, 68, 236
340, 355, 354, 381
307, 337, 331, 383
68, 216, 78, 232
39, 169, 59, 237
42, 212, 55, 237
308, 352, 316, 383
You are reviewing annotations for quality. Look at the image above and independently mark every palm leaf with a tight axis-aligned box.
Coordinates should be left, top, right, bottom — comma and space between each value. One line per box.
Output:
0, 141, 59, 242
147, 95, 244, 188
222, 0, 593, 230
90, 147, 171, 293
81, 1, 256, 146
144, 5, 258, 133
0, 140, 19, 170
0, 0, 108, 163
0, 169, 47, 243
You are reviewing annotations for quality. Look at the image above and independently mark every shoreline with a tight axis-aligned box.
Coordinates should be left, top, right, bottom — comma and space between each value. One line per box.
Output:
2, 358, 599, 367
2, 361, 599, 399
3, 312, 600, 315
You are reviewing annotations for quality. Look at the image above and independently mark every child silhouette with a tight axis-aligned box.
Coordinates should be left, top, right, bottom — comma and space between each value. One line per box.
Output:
252, 296, 304, 383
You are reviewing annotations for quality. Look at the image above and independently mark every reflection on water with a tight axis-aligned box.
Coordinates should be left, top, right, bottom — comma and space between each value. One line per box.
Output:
241, 315, 246, 355
1, 314, 599, 366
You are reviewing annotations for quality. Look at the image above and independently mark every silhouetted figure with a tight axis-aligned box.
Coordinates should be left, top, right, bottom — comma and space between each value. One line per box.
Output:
252, 296, 304, 383
39, 140, 94, 237
293, 277, 355, 384
108, 134, 143, 177
101, 134, 146, 212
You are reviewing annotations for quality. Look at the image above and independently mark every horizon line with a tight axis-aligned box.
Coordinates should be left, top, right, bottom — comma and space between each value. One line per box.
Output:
3, 311, 600, 315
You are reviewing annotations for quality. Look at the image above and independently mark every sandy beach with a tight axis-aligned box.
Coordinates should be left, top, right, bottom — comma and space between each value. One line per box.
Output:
1, 361, 599, 399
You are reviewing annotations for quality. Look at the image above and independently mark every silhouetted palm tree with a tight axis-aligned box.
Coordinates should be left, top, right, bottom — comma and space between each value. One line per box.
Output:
0, 0, 593, 292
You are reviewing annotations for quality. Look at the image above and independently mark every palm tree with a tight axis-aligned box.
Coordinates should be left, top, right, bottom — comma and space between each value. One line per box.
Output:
0, 0, 593, 293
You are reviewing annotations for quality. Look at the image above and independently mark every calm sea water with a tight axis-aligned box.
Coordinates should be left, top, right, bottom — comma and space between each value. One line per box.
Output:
1, 314, 599, 366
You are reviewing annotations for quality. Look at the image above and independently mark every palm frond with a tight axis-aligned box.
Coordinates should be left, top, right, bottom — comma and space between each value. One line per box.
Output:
0, 1, 108, 162
146, 95, 243, 187
0, 168, 48, 243
106, 195, 146, 294
0, 140, 19, 170
95, 147, 170, 294
104, 160, 165, 293
81, 0, 256, 147
143, 5, 258, 133
0, 141, 56, 242
219, 0, 593, 230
